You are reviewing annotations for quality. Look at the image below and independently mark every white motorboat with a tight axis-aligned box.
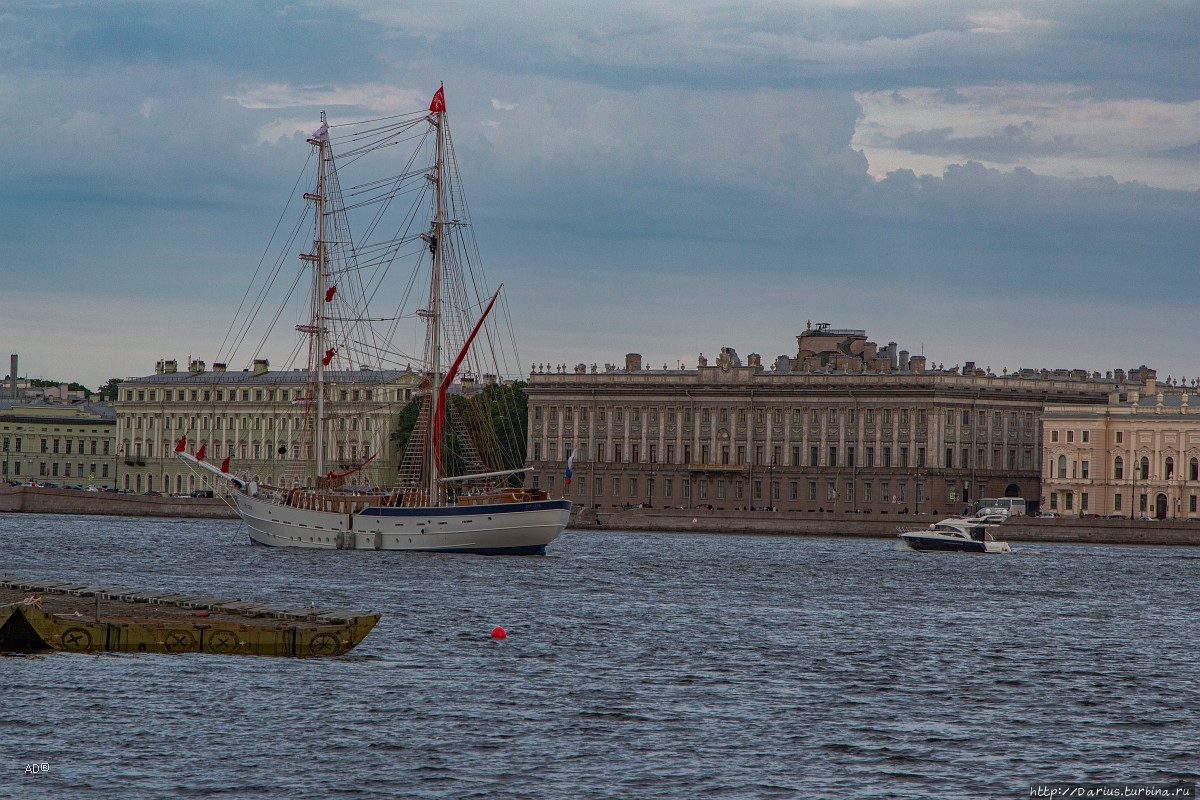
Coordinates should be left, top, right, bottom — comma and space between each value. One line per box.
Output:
898, 515, 1012, 553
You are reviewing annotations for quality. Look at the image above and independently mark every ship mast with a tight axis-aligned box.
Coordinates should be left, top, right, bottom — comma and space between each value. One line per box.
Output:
303, 112, 330, 480
426, 95, 446, 501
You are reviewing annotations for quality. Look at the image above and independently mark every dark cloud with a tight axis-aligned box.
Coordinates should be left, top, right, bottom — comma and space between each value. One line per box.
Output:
889, 122, 1084, 162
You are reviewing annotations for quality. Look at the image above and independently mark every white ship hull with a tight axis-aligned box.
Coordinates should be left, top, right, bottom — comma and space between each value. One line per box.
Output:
234, 492, 570, 554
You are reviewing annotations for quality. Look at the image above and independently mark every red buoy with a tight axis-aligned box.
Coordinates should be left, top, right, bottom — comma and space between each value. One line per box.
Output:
490, 626, 507, 640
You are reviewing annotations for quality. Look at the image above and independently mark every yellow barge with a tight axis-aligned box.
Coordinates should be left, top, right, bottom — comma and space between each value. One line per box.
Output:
0, 577, 380, 657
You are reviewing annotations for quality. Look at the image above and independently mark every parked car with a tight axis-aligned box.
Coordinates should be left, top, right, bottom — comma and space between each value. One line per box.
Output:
1037, 512, 1059, 518
190, 489, 214, 498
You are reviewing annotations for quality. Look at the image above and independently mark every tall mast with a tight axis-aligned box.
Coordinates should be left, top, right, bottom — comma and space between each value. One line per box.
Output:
426, 91, 447, 500
304, 112, 330, 479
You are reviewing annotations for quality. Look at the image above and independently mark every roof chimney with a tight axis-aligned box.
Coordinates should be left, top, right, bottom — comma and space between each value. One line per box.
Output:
253, 358, 270, 376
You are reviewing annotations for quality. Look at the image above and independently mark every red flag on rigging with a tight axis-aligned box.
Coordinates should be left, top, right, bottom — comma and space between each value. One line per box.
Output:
195, 444, 206, 461
429, 86, 446, 113
220, 456, 230, 474
174, 435, 186, 453
325, 285, 337, 302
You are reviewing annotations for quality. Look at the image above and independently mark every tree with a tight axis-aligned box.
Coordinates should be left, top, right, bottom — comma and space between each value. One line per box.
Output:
390, 380, 528, 484
98, 378, 124, 401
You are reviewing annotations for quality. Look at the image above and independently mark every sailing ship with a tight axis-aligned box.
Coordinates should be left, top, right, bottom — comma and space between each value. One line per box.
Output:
177, 86, 570, 554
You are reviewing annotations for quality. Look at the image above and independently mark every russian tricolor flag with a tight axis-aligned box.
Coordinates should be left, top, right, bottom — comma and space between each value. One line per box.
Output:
565, 450, 574, 486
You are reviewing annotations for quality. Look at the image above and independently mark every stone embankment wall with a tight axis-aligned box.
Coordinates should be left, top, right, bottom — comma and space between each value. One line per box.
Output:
0, 486, 238, 519
572, 507, 1200, 547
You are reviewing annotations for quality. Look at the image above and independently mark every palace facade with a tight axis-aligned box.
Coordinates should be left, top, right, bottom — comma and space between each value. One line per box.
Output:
1042, 380, 1200, 520
525, 324, 1153, 516
1, 400, 118, 488
115, 358, 421, 494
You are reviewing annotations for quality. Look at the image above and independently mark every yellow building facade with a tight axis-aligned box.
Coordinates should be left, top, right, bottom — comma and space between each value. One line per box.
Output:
1042, 372, 1200, 520
115, 359, 421, 494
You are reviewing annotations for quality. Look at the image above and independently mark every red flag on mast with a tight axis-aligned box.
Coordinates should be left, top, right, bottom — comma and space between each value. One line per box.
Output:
220, 456, 230, 474
174, 435, 186, 453
196, 444, 206, 461
429, 86, 446, 113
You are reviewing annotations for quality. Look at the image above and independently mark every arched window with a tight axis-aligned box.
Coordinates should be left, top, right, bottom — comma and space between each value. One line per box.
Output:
1165, 457, 1174, 479
1114, 457, 1124, 480
1191, 457, 1198, 482
1057, 455, 1067, 479
1139, 456, 1149, 481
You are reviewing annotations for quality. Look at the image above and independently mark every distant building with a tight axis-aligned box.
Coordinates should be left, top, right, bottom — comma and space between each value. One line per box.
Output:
1, 400, 118, 488
115, 358, 422, 494
1042, 370, 1200, 519
526, 323, 1153, 515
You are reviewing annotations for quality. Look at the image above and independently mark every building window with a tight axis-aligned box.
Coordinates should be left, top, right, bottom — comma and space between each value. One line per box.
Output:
1116, 432, 1123, 444
1058, 455, 1067, 478
1114, 493, 1122, 511
664, 478, 673, 498
1114, 458, 1124, 480
828, 446, 837, 468
866, 447, 874, 467
1067, 430, 1074, 443
946, 447, 954, 468
1065, 492, 1074, 510
883, 447, 891, 468
789, 481, 798, 501
716, 479, 725, 500
808, 481, 817, 501
864, 482, 872, 503
899, 447, 909, 468
1082, 430, 1089, 443
1051, 430, 1059, 443
1050, 493, 1058, 510
810, 445, 819, 467
1081, 492, 1089, 511
1081, 461, 1089, 479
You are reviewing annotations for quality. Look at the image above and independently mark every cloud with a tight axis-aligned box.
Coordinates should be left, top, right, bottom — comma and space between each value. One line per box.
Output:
889, 121, 1083, 162
490, 98, 519, 111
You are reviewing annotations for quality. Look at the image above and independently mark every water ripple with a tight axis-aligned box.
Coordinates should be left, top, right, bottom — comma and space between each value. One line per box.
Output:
2, 516, 1197, 799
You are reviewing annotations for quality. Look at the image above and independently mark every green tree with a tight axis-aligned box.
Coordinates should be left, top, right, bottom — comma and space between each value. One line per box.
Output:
98, 378, 124, 401
391, 381, 528, 482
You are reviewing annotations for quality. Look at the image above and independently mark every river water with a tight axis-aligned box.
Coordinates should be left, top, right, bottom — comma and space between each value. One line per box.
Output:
1, 514, 1196, 799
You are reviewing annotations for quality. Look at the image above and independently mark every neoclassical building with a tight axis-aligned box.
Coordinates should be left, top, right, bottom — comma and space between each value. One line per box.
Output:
115, 359, 421, 494
1, 400, 117, 488
1042, 375, 1200, 519
526, 324, 1151, 516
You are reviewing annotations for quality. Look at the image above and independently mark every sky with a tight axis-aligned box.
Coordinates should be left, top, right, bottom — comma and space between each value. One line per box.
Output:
2, 0, 1197, 392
